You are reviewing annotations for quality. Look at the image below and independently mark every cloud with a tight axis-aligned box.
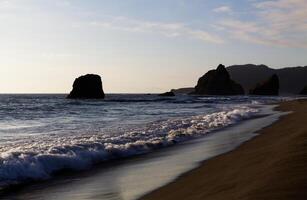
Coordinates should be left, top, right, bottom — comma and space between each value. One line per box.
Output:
217, 0, 307, 48
255, 0, 304, 9
90, 16, 224, 44
255, 0, 307, 33
218, 19, 296, 47
213, 6, 232, 14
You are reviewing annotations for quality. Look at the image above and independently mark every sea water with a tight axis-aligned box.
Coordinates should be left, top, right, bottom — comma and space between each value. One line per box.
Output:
0, 94, 290, 190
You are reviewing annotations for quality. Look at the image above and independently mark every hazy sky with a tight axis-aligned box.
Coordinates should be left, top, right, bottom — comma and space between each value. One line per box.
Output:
0, 0, 306, 93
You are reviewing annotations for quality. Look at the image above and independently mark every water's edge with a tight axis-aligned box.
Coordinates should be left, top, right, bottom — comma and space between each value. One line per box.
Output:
137, 104, 286, 200
0, 104, 285, 200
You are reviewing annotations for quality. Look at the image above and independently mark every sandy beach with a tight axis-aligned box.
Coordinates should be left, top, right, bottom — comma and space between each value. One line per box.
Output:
141, 99, 307, 200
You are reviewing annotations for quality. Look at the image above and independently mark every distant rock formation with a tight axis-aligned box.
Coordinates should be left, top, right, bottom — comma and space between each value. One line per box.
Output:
67, 74, 105, 99
227, 64, 307, 94
249, 74, 279, 96
300, 86, 307, 95
171, 87, 195, 94
159, 91, 175, 97
193, 64, 244, 95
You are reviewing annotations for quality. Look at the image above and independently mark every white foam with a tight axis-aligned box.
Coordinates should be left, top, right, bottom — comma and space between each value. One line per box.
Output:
0, 106, 258, 188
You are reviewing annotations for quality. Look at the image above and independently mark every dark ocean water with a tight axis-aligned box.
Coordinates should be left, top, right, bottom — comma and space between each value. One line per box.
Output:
0, 94, 292, 189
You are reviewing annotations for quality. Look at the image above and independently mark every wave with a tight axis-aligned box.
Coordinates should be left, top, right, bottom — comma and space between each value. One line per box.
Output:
0, 106, 259, 188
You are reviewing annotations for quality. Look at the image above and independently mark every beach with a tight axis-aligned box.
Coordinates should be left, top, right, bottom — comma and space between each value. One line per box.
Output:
141, 99, 307, 200
0, 0, 306, 199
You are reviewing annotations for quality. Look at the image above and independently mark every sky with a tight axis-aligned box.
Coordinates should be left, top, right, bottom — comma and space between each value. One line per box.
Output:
0, 0, 306, 93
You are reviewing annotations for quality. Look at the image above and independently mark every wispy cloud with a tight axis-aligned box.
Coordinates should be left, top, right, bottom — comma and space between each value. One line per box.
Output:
89, 16, 224, 44
255, 0, 307, 33
217, 0, 307, 48
213, 6, 232, 14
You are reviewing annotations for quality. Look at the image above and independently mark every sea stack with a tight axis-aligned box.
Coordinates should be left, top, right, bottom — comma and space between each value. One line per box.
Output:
249, 74, 279, 96
300, 86, 307, 95
193, 64, 244, 95
67, 74, 105, 99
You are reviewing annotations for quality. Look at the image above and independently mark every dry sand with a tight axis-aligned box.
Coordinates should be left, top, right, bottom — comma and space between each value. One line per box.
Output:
141, 100, 307, 200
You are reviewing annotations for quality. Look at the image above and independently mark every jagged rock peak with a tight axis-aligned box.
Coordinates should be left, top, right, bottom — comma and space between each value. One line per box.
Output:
193, 64, 244, 95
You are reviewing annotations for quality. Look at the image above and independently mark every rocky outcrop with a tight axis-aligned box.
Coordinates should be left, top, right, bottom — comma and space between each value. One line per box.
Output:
300, 86, 307, 95
171, 87, 195, 94
193, 64, 244, 95
249, 74, 279, 96
67, 74, 105, 99
227, 64, 307, 94
159, 91, 175, 97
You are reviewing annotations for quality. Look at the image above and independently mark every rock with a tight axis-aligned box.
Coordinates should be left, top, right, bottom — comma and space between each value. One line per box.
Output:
171, 87, 195, 94
227, 64, 307, 95
249, 74, 279, 96
67, 74, 105, 99
193, 64, 244, 95
300, 86, 307, 95
159, 91, 175, 97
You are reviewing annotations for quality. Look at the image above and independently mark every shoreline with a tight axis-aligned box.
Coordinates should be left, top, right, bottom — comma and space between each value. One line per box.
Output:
0, 104, 282, 200
141, 99, 307, 200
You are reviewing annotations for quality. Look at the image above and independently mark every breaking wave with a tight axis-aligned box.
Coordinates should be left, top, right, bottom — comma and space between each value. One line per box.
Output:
0, 106, 258, 188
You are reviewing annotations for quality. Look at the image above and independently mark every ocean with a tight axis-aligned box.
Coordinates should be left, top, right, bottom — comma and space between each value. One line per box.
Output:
0, 94, 291, 199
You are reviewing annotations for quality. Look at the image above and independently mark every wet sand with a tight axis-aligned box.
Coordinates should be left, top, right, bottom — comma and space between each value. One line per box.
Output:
141, 100, 307, 200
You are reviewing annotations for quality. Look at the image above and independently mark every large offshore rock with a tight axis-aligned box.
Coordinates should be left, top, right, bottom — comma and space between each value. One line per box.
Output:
300, 86, 307, 95
194, 64, 244, 95
67, 74, 105, 99
249, 74, 279, 96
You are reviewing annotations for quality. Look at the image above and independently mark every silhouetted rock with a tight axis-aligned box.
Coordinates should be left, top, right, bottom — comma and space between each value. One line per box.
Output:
170, 64, 307, 95
300, 86, 307, 95
249, 74, 279, 96
67, 74, 105, 99
227, 64, 307, 94
171, 87, 195, 94
159, 91, 175, 97
193, 64, 244, 95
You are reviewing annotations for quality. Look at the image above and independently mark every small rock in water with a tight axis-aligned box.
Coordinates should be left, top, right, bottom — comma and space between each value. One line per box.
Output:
159, 91, 175, 97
